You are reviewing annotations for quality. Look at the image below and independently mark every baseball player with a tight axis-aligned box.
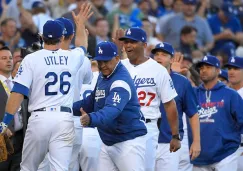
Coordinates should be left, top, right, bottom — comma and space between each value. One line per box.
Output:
116, 27, 180, 171
151, 42, 201, 171
78, 70, 102, 171
37, 4, 93, 171
0, 19, 87, 171
192, 55, 243, 171
218, 69, 229, 85
73, 41, 147, 171
224, 56, 243, 171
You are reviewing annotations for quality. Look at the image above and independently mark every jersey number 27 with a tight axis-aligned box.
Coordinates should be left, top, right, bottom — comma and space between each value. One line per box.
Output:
45, 71, 71, 96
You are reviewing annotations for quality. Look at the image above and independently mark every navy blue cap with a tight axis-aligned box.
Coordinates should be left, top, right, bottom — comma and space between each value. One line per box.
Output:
43, 20, 64, 39
119, 27, 147, 43
196, 55, 220, 68
151, 42, 174, 56
93, 41, 118, 61
32, 1, 45, 9
56, 17, 74, 37
221, 2, 236, 16
225, 56, 243, 68
219, 69, 228, 81
183, 0, 197, 5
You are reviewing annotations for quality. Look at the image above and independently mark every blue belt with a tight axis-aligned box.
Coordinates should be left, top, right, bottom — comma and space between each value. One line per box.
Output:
33, 106, 72, 113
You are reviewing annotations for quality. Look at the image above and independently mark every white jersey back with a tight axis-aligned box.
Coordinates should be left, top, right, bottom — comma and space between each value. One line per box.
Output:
122, 58, 177, 119
73, 56, 93, 103
14, 48, 85, 112
80, 71, 99, 100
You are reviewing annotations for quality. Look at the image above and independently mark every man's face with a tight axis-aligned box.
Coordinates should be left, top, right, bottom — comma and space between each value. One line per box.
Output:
120, 0, 133, 6
153, 50, 171, 69
123, 39, 146, 61
181, 30, 197, 45
3, 20, 17, 38
0, 50, 13, 75
13, 50, 22, 65
199, 64, 219, 83
96, 20, 109, 38
97, 56, 119, 76
228, 67, 243, 85
182, 3, 196, 17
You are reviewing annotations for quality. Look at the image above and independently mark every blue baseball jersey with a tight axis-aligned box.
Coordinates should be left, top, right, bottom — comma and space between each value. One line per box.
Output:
158, 71, 198, 143
191, 82, 243, 165
73, 62, 147, 146
208, 14, 242, 52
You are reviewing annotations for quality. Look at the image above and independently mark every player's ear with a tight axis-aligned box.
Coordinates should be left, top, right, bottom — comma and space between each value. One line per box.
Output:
143, 42, 147, 49
70, 34, 74, 41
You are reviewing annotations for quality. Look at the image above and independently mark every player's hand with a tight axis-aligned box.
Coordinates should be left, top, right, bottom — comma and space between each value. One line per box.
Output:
170, 138, 181, 152
1, 0, 9, 11
0, 122, 8, 134
72, 2, 94, 26
112, 28, 125, 55
190, 140, 201, 160
80, 108, 90, 127
171, 52, 188, 74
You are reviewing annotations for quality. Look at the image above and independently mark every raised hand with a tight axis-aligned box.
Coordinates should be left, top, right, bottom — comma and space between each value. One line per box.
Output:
72, 2, 94, 26
171, 52, 188, 74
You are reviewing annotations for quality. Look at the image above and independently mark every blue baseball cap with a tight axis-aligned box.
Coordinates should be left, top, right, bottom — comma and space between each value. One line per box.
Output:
93, 41, 118, 61
225, 56, 243, 69
56, 17, 74, 37
119, 27, 147, 43
196, 55, 220, 68
183, 0, 197, 5
219, 69, 228, 81
43, 20, 65, 39
221, 2, 236, 17
32, 1, 45, 9
151, 42, 174, 56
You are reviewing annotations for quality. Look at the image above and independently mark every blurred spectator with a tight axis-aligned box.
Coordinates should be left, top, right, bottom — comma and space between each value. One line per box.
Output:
142, 18, 160, 56
12, 48, 22, 65
0, 40, 5, 49
215, 42, 236, 67
178, 25, 204, 61
156, 0, 183, 39
207, 1, 243, 55
106, 0, 144, 30
197, 0, 220, 19
137, 0, 158, 24
155, 0, 174, 17
31, 1, 53, 34
12, 60, 22, 78
91, 0, 109, 17
159, 0, 214, 52
0, 18, 25, 51
88, 18, 110, 57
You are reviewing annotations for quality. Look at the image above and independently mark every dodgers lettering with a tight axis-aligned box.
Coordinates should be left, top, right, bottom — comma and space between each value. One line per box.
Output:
132, 75, 156, 88
44, 56, 68, 65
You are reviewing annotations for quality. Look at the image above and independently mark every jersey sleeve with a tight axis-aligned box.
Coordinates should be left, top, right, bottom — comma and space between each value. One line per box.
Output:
89, 80, 131, 130
13, 56, 33, 89
71, 46, 86, 71
183, 79, 199, 118
83, 58, 93, 84
157, 68, 177, 103
230, 91, 243, 128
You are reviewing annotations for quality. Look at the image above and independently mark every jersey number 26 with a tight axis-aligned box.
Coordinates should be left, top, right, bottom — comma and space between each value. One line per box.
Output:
45, 71, 71, 96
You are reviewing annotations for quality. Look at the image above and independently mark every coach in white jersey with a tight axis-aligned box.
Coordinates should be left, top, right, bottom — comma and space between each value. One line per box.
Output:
117, 27, 181, 171
0, 20, 86, 171
225, 56, 243, 171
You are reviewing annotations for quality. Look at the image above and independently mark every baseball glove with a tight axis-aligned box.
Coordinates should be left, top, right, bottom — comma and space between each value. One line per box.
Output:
0, 134, 14, 162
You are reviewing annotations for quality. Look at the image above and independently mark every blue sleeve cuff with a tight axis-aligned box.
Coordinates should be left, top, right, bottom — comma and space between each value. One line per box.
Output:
89, 113, 96, 127
3, 112, 14, 125
79, 46, 87, 54
11, 82, 29, 97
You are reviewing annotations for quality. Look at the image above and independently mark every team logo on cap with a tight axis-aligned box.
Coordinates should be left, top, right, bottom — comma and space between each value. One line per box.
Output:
203, 56, 208, 61
48, 35, 53, 38
127, 29, 131, 35
159, 43, 164, 47
231, 57, 235, 63
98, 47, 103, 54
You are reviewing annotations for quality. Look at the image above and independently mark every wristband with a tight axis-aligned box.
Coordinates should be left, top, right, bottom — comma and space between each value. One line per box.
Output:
3, 112, 14, 125
172, 134, 180, 141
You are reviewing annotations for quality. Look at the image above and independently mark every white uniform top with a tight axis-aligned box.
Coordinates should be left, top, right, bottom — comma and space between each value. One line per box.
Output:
237, 87, 243, 99
14, 48, 85, 112
122, 58, 177, 119
80, 71, 99, 100
73, 56, 93, 103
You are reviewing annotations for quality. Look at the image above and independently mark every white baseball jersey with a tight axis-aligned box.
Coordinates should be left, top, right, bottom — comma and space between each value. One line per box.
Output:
73, 56, 93, 103
14, 48, 85, 112
80, 71, 99, 100
237, 87, 243, 99
122, 58, 177, 119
